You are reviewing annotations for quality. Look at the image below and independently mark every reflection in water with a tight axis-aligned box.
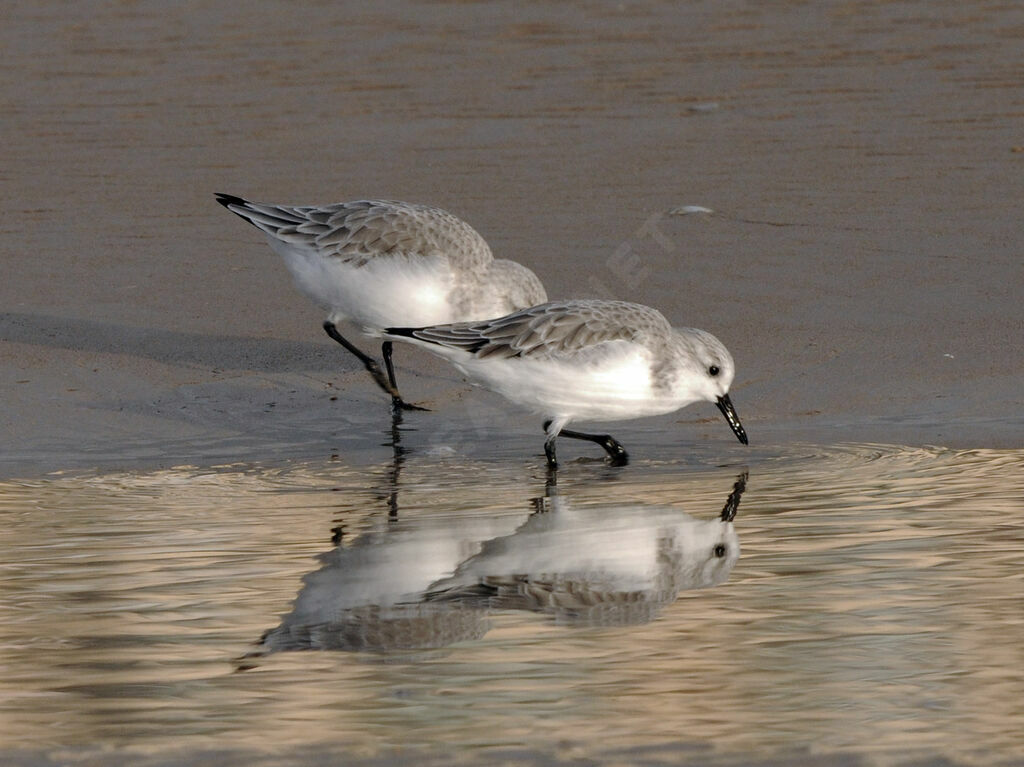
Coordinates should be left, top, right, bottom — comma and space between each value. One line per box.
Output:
255, 471, 745, 655
426, 473, 744, 627
2, 444, 1023, 763
254, 511, 513, 656
384, 408, 407, 520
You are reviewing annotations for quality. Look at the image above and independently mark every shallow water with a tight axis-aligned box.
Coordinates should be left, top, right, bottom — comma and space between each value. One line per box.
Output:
2, 0, 1022, 764
2, 441, 1022, 765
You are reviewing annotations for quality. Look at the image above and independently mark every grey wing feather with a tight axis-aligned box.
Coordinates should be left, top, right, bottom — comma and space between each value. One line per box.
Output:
218, 195, 493, 268
404, 300, 670, 359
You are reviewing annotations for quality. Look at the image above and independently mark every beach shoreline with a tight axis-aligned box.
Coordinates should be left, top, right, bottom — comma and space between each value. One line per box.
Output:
3, 0, 1021, 476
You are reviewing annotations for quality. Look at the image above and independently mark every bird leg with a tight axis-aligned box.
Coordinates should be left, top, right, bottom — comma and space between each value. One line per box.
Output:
381, 340, 428, 411
561, 427, 630, 466
322, 322, 426, 411
382, 340, 400, 391
542, 420, 629, 467
543, 432, 559, 469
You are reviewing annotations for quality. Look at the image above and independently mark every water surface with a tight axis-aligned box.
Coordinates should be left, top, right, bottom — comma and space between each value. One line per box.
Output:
2, 443, 1022, 765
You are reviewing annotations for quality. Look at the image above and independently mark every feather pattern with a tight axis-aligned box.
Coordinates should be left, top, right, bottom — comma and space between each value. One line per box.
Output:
383, 297, 748, 457
216, 191, 547, 404
395, 300, 673, 360
215, 194, 494, 270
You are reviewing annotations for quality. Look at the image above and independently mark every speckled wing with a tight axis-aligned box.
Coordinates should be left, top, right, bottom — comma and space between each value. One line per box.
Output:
215, 194, 493, 269
393, 300, 672, 360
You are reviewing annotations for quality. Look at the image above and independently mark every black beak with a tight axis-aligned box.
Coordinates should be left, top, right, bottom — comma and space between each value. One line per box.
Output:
716, 394, 748, 445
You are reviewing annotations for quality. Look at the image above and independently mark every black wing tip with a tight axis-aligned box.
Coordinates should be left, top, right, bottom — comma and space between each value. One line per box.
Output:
215, 193, 266, 229
387, 326, 488, 353
214, 192, 249, 209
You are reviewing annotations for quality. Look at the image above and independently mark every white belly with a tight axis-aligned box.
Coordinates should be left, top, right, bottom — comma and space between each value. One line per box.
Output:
454, 350, 686, 424
273, 238, 457, 332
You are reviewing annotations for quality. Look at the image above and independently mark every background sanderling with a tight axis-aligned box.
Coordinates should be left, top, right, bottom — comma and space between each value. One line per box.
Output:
216, 193, 547, 409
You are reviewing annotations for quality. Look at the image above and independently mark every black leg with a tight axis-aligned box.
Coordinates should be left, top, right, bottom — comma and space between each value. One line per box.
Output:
541, 419, 628, 467
544, 434, 558, 469
382, 340, 399, 390
562, 428, 629, 465
382, 340, 429, 412
542, 420, 558, 469
323, 321, 394, 394
542, 419, 628, 466
322, 322, 425, 410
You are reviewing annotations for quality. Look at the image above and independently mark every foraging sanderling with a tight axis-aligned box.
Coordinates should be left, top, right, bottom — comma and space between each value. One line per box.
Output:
216, 193, 547, 409
386, 299, 748, 466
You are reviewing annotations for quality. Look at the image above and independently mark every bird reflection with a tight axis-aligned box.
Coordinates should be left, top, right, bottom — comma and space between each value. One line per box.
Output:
331, 411, 407, 548
426, 472, 746, 627
254, 502, 518, 655
384, 408, 406, 520
249, 457, 747, 657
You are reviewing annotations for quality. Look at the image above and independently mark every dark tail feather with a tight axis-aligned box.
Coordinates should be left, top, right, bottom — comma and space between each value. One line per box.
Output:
215, 193, 267, 231
386, 325, 490, 354
214, 192, 249, 209
215, 193, 294, 234
385, 326, 420, 339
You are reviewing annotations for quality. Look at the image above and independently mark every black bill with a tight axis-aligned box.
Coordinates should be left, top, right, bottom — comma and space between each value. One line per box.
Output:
716, 394, 748, 445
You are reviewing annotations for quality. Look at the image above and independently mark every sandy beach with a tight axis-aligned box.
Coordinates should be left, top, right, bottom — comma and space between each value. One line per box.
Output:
3, 1, 1022, 476
2, 3, 1024, 765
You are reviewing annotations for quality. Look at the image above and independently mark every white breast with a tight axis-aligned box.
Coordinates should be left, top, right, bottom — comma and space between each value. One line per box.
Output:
455, 346, 678, 423
272, 234, 457, 331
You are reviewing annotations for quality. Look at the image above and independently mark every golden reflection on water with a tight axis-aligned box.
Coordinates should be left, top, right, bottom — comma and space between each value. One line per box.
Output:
1, 445, 1023, 764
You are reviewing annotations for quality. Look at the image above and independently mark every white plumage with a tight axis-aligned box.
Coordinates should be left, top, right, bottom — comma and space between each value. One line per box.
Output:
216, 193, 547, 407
387, 299, 748, 465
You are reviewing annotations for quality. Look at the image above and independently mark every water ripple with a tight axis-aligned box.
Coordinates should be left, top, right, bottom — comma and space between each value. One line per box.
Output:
1, 444, 1023, 763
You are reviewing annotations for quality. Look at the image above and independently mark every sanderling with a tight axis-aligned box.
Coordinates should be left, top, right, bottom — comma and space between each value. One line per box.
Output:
386, 299, 748, 466
215, 193, 547, 409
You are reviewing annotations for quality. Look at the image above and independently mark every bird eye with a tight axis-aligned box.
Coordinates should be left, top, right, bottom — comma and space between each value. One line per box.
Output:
708, 365, 720, 377
713, 544, 727, 558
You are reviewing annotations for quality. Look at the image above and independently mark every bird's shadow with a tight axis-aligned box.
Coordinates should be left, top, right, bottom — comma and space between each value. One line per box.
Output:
0, 311, 346, 374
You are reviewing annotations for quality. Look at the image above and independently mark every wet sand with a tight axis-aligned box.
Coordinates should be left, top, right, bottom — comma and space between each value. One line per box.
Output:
3, 1, 1022, 476
3, 5, 1024, 765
